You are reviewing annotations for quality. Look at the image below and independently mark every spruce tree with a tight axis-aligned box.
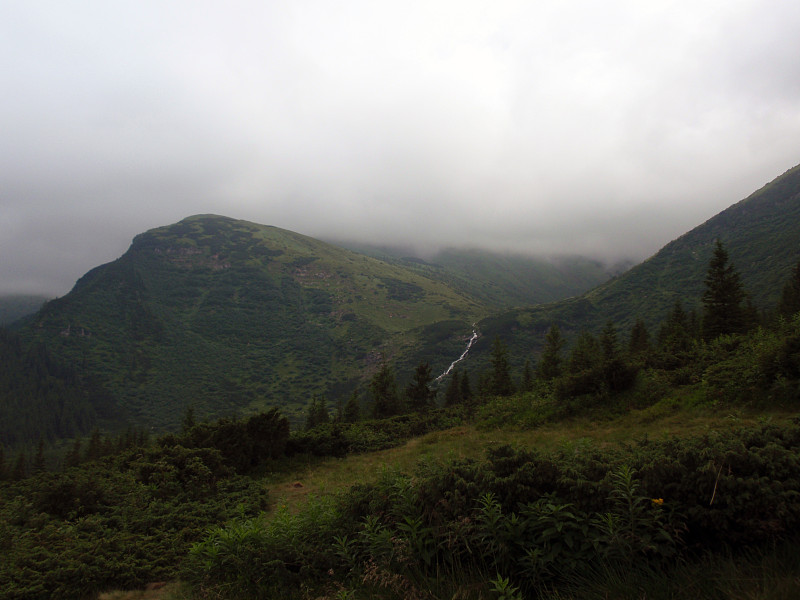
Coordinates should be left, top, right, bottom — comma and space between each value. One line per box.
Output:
568, 331, 600, 374
370, 362, 401, 418
64, 436, 82, 469
12, 450, 26, 481
521, 359, 535, 392
85, 428, 103, 461
305, 396, 319, 430
490, 336, 515, 396
444, 371, 461, 406
600, 320, 620, 361
315, 396, 330, 426
460, 371, 473, 404
405, 362, 436, 412
33, 438, 46, 473
702, 240, 746, 340
344, 389, 361, 422
628, 318, 651, 357
538, 324, 564, 381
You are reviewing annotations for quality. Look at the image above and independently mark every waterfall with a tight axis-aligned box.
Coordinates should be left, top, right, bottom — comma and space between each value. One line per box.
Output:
435, 328, 479, 382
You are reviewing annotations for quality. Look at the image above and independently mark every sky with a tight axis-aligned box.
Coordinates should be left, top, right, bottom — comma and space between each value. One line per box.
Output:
2, 0, 800, 296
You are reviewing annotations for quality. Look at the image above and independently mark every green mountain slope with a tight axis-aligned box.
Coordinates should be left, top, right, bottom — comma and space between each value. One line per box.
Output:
336, 243, 622, 309
0, 295, 49, 326
471, 162, 800, 365
21, 215, 488, 430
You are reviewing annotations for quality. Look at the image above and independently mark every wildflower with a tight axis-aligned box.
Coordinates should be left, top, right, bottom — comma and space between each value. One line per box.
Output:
651, 498, 664, 506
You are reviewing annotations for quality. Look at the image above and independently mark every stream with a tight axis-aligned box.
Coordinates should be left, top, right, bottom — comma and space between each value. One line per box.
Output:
435, 327, 479, 382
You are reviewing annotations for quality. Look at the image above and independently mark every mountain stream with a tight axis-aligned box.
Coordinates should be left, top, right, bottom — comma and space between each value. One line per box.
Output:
435, 328, 479, 382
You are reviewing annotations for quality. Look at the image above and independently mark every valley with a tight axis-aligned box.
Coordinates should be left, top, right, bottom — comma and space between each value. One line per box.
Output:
1, 162, 800, 599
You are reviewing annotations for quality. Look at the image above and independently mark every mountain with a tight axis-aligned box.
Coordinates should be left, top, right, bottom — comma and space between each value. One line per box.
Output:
332, 242, 623, 309
20, 215, 489, 430
0, 295, 49, 326
470, 162, 800, 366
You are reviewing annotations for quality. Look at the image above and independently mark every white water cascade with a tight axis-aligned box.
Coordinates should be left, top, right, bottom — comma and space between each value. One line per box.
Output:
435, 328, 479, 382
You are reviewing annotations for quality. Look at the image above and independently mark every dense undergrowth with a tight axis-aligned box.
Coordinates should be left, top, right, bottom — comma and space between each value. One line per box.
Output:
2, 263, 800, 598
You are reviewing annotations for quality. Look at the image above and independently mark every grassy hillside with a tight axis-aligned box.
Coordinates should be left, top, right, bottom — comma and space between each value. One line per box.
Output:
468, 162, 800, 367
21, 215, 488, 430
0, 294, 48, 326
337, 242, 621, 309
4, 301, 800, 598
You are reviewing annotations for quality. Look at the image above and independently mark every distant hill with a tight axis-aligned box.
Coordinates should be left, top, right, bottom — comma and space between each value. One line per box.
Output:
20, 215, 490, 430
469, 162, 800, 367
0, 295, 49, 326
333, 243, 623, 309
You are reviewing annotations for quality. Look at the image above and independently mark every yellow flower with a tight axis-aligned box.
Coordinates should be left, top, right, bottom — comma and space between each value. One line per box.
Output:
651, 498, 664, 506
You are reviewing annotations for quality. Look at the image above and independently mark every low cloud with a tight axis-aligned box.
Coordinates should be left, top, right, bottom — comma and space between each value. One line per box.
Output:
2, 0, 800, 295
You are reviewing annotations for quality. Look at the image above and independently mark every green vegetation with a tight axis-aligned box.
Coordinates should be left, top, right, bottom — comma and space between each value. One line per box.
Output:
470, 162, 800, 372
0, 294, 48, 326
17, 215, 487, 433
340, 243, 619, 309
3, 165, 800, 598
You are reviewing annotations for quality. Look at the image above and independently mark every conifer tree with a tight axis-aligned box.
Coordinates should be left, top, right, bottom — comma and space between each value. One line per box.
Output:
600, 320, 620, 361
85, 428, 103, 461
538, 324, 564, 381
460, 371, 473, 404
182, 406, 196, 433
628, 318, 651, 357
702, 240, 746, 340
305, 396, 329, 430
658, 300, 691, 351
370, 362, 401, 418
444, 370, 462, 406
12, 450, 26, 481
344, 389, 361, 423
33, 438, 46, 473
490, 336, 515, 396
315, 396, 330, 426
568, 331, 601, 374
521, 359, 535, 392
405, 362, 436, 412
64, 436, 82, 469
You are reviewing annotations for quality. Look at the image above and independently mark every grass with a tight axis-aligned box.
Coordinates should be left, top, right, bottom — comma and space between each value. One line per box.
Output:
265, 400, 797, 515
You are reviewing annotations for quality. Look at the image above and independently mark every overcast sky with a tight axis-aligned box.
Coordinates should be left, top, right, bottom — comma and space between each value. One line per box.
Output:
3, 0, 800, 296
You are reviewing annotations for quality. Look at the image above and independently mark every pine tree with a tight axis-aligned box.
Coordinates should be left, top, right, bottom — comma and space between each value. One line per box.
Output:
444, 370, 462, 406
182, 406, 196, 433
568, 331, 601, 374
12, 450, 27, 481
628, 318, 651, 357
305, 396, 320, 430
85, 428, 103, 461
460, 371, 473, 404
405, 362, 436, 412
490, 336, 515, 396
658, 300, 691, 352
64, 436, 82, 469
600, 320, 620, 361
315, 396, 330, 426
370, 362, 401, 418
344, 389, 361, 422
521, 359, 535, 392
33, 438, 46, 473
538, 324, 564, 381
702, 240, 746, 340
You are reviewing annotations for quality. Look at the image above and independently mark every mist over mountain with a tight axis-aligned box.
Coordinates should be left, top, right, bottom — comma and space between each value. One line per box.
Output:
469, 162, 800, 368
2, 160, 799, 445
